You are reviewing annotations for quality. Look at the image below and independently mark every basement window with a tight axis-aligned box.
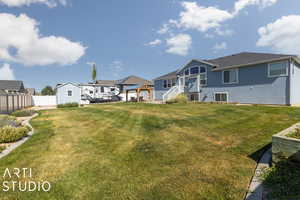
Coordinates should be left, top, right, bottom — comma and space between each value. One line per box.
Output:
214, 93, 228, 102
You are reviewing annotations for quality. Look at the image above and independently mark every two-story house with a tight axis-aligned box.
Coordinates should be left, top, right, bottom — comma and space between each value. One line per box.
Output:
154, 52, 300, 105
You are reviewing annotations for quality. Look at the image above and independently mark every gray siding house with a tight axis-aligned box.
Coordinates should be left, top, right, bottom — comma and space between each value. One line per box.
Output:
154, 52, 300, 105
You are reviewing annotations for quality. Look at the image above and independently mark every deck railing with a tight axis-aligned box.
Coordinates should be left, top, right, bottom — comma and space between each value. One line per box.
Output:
163, 85, 184, 102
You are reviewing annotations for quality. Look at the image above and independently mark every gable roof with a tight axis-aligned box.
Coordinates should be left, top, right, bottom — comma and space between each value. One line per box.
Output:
95, 80, 116, 86
207, 52, 297, 70
0, 80, 24, 91
116, 75, 153, 86
153, 71, 177, 80
56, 82, 80, 89
176, 59, 218, 73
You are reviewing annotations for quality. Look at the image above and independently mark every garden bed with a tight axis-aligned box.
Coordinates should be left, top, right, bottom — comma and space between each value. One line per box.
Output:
272, 123, 300, 163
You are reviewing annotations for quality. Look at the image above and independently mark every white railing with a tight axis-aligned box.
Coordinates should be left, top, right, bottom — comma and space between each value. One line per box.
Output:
163, 85, 184, 102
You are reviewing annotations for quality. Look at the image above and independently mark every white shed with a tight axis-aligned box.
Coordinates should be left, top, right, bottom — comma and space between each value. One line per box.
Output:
56, 83, 81, 105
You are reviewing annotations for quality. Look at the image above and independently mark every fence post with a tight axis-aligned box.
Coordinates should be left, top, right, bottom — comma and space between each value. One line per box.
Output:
12, 95, 15, 111
6, 95, 8, 114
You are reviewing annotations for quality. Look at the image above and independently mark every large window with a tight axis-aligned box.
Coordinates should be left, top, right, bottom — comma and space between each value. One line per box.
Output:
167, 79, 172, 88
184, 69, 189, 76
190, 66, 199, 75
215, 93, 228, 102
268, 61, 288, 77
101, 86, 104, 93
223, 69, 238, 84
199, 66, 207, 86
172, 78, 176, 86
163, 80, 168, 88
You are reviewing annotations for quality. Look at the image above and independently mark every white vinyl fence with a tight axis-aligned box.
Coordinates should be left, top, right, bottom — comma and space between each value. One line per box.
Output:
32, 96, 57, 106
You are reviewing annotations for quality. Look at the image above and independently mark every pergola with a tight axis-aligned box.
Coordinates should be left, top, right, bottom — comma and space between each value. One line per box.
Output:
125, 84, 153, 102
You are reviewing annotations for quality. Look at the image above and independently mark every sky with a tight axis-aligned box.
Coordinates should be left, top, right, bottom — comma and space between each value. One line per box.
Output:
0, 0, 300, 91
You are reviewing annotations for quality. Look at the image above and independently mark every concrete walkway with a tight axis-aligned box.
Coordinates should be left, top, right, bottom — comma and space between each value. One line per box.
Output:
245, 148, 272, 200
0, 113, 38, 159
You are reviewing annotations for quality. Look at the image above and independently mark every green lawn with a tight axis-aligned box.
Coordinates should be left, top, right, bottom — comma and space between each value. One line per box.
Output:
1, 103, 300, 200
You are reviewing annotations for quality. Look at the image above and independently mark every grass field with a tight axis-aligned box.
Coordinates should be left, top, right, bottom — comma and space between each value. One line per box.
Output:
1, 103, 300, 200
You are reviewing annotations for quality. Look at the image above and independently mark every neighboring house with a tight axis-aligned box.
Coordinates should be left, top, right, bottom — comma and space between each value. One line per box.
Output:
154, 52, 300, 105
56, 83, 81, 105
0, 80, 26, 94
56, 75, 152, 104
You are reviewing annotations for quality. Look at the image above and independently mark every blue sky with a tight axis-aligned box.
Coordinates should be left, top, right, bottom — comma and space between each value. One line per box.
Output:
0, 0, 300, 90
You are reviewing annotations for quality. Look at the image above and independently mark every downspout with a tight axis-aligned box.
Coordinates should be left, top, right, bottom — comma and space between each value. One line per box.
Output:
289, 57, 293, 106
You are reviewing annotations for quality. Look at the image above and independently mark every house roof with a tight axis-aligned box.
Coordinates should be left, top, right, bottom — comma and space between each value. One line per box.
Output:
116, 75, 153, 86
0, 80, 24, 91
95, 80, 116, 86
206, 52, 297, 70
153, 71, 177, 80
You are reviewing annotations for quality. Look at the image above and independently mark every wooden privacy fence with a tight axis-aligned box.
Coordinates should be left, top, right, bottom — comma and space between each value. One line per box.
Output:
0, 94, 33, 114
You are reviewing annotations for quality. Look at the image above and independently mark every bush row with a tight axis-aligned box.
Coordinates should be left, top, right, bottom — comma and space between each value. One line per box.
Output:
57, 102, 79, 108
0, 125, 31, 143
11, 110, 37, 117
166, 94, 188, 104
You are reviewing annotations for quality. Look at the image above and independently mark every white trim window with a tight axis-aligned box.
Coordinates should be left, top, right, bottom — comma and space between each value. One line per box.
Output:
190, 66, 199, 75
268, 61, 288, 77
223, 69, 238, 84
67, 90, 73, 96
214, 92, 228, 102
199, 66, 207, 86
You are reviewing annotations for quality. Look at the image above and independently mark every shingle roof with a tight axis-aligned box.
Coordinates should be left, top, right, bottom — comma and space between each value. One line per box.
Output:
0, 80, 24, 91
116, 75, 153, 86
95, 80, 116, 86
206, 52, 294, 69
153, 71, 177, 80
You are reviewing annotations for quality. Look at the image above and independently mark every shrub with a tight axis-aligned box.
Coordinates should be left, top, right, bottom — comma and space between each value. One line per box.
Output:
0, 115, 21, 128
11, 110, 36, 117
166, 93, 188, 104
57, 102, 79, 108
0, 125, 30, 143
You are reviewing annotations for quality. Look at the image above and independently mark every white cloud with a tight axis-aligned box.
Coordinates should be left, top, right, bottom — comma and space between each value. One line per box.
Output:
212, 42, 227, 52
257, 15, 300, 55
233, 0, 277, 15
145, 39, 162, 47
0, 0, 67, 7
166, 34, 191, 56
176, 2, 233, 32
0, 13, 86, 66
0, 63, 15, 80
